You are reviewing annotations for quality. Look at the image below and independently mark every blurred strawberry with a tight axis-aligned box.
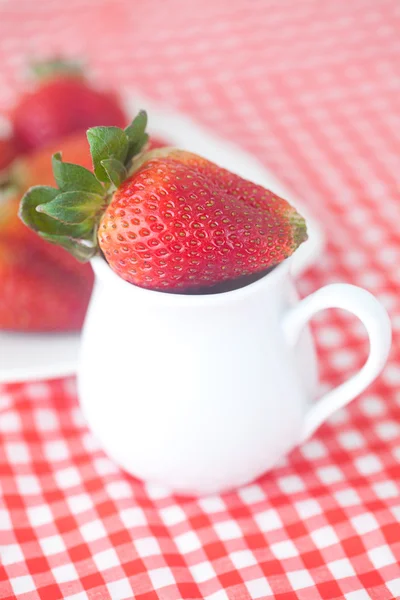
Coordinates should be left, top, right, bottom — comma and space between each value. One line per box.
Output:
0, 132, 94, 331
148, 136, 167, 150
0, 235, 93, 331
11, 58, 128, 154
0, 136, 17, 173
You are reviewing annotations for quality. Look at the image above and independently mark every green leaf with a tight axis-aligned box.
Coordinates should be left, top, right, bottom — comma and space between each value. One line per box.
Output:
38, 191, 104, 224
19, 186, 93, 238
125, 111, 149, 161
39, 233, 97, 262
100, 158, 127, 188
125, 110, 147, 144
86, 126, 129, 183
126, 133, 149, 162
52, 153, 104, 195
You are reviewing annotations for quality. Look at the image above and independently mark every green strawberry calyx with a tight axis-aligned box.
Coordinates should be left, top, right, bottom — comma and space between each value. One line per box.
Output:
19, 111, 150, 261
30, 57, 84, 81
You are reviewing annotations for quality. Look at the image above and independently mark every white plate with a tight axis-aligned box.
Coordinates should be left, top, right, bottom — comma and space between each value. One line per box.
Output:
0, 332, 78, 384
0, 97, 324, 384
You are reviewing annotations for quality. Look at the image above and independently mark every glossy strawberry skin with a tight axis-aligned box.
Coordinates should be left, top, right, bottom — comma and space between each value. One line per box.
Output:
98, 151, 306, 291
12, 77, 127, 154
0, 133, 95, 331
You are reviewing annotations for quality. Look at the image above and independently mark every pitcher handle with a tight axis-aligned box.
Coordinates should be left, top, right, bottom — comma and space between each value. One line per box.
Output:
283, 283, 391, 442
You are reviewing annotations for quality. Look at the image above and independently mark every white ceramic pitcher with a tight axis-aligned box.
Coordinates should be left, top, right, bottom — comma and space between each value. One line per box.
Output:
78, 257, 391, 495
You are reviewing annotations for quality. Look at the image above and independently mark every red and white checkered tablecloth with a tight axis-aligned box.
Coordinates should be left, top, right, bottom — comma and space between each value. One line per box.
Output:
1, 0, 400, 598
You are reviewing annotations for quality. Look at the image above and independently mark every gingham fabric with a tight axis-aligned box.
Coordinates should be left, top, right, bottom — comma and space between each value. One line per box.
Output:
1, 1, 400, 598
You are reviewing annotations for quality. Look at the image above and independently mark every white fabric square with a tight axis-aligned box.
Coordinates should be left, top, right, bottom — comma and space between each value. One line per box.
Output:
270, 540, 298, 559
160, 505, 186, 525
34, 409, 58, 431
44, 440, 69, 461
0, 509, 11, 530
391, 506, 400, 521
329, 409, 348, 425
0, 544, 24, 565
199, 496, 226, 513
0, 393, 12, 411
318, 327, 343, 347
135, 537, 161, 558
16, 475, 40, 495
6, 442, 30, 463
287, 570, 314, 590
230, 550, 257, 569
295, 499, 321, 519
355, 454, 382, 475
375, 421, 399, 440
311, 526, 339, 549
106, 481, 132, 499
10, 575, 36, 595
368, 545, 396, 568
55, 467, 80, 489
52, 564, 79, 584
120, 507, 146, 528
331, 349, 357, 369
175, 531, 201, 553
107, 579, 133, 600
387, 579, 400, 597
189, 561, 215, 583
71, 406, 85, 427
28, 505, 53, 526
383, 364, 400, 386
255, 509, 282, 532
0, 411, 21, 432
361, 395, 385, 416
328, 558, 356, 579
215, 520, 242, 540
245, 577, 273, 598
82, 432, 101, 452
338, 431, 364, 450
26, 382, 50, 399
80, 520, 107, 542
149, 567, 175, 588
301, 439, 327, 459
145, 483, 170, 499
373, 481, 398, 499
94, 457, 118, 475
39, 535, 66, 556
239, 485, 265, 504
334, 489, 361, 507
93, 548, 120, 570
317, 466, 343, 484
67, 493, 93, 515
278, 475, 304, 493
351, 513, 379, 535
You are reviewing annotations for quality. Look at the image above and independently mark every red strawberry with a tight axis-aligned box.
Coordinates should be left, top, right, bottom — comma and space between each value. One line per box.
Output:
147, 136, 167, 151
0, 132, 94, 331
20, 112, 307, 292
0, 235, 93, 331
0, 136, 17, 174
3, 132, 94, 257
11, 59, 127, 154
